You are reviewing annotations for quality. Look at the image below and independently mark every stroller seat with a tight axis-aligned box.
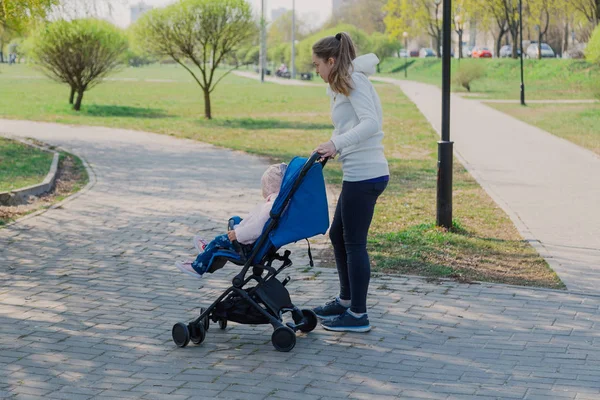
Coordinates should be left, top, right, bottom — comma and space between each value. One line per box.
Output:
172, 153, 330, 352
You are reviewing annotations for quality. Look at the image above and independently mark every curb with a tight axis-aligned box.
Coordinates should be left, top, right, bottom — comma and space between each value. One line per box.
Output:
0, 136, 60, 206
2, 143, 97, 229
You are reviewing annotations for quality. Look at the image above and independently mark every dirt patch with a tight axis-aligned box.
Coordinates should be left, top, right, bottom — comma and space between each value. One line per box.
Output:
0, 154, 88, 226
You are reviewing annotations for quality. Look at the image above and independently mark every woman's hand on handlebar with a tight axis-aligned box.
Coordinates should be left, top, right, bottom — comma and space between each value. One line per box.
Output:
315, 140, 336, 160
227, 230, 237, 242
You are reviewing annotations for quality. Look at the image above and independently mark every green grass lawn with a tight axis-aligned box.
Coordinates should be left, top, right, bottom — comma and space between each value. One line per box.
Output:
488, 103, 600, 156
0, 63, 563, 288
380, 58, 600, 100
0, 137, 54, 192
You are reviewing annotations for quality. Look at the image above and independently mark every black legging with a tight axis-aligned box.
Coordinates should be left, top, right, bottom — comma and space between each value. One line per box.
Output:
329, 180, 387, 314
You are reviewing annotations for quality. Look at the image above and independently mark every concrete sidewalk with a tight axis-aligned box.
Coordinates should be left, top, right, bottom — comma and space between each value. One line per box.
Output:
378, 78, 600, 293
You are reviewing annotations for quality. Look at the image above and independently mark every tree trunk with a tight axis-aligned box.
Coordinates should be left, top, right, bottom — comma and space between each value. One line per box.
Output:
74, 90, 85, 111
563, 20, 569, 55
496, 32, 505, 58
458, 31, 463, 59
511, 29, 519, 58
538, 30, 542, 60
69, 87, 75, 104
203, 89, 212, 119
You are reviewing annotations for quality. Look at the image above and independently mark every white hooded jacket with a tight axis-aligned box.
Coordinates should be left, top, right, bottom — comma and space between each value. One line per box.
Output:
328, 53, 389, 182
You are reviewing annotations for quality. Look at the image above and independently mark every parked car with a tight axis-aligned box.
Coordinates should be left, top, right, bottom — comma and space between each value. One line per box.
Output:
409, 49, 420, 58
471, 47, 493, 58
562, 47, 585, 59
499, 45, 521, 58
462, 45, 474, 57
419, 48, 436, 58
526, 43, 555, 58
399, 49, 409, 58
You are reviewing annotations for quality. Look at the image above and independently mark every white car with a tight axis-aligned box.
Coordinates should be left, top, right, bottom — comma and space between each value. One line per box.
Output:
526, 43, 555, 58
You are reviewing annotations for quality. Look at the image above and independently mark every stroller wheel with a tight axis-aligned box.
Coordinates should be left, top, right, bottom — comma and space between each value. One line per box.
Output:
299, 309, 318, 333
189, 322, 206, 345
218, 319, 228, 330
200, 307, 210, 331
271, 326, 296, 352
172, 322, 190, 348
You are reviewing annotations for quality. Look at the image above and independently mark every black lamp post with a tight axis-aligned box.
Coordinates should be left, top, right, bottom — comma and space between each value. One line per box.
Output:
437, 0, 453, 229
519, 0, 526, 105
403, 31, 408, 78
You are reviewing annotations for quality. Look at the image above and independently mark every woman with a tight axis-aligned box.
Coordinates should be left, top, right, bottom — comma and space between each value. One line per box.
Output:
312, 32, 389, 333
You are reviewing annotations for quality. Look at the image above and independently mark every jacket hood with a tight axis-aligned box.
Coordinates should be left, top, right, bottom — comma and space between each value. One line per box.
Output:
352, 53, 380, 76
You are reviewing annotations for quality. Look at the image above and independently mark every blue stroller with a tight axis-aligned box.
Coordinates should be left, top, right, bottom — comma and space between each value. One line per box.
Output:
172, 153, 329, 352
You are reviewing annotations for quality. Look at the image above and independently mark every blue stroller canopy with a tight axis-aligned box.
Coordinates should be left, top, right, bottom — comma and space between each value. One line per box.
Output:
253, 155, 330, 262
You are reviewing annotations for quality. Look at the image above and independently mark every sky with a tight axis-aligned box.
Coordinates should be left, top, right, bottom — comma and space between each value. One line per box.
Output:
101, 0, 332, 29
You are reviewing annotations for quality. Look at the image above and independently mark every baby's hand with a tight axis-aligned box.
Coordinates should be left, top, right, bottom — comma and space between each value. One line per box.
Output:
227, 230, 237, 242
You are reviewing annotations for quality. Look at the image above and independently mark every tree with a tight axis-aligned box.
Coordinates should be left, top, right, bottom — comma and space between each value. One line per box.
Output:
268, 10, 305, 45
29, 18, 127, 111
329, 0, 387, 34
413, 0, 443, 57
0, 0, 56, 32
133, 0, 255, 119
384, 0, 414, 42
384, 0, 443, 57
370, 32, 400, 72
296, 24, 370, 71
571, 0, 599, 26
528, 0, 554, 59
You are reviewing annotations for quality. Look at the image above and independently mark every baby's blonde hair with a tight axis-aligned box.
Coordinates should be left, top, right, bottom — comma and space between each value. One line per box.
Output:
261, 163, 286, 198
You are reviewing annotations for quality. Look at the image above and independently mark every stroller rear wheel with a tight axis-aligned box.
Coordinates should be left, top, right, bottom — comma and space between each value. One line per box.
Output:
172, 322, 190, 348
189, 321, 206, 345
298, 309, 318, 333
271, 326, 296, 352
200, 307, 210, 331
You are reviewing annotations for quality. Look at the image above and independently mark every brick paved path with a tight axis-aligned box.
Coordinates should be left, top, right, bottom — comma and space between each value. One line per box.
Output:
2, 120, 600, 400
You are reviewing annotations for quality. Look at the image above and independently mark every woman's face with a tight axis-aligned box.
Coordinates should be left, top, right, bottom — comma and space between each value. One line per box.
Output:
312, 53, 334, 83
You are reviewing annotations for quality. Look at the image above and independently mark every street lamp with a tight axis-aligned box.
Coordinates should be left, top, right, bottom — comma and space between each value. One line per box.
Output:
519, 0, 525, 105
259, 0, 266, 83
437, 0, 453, 228
291, 0, 296, 79
403, 31, 408, 78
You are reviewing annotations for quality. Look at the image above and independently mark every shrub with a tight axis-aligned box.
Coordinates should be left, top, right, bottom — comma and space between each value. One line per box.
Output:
453, 63, 486, 92
586, 26, 600, 65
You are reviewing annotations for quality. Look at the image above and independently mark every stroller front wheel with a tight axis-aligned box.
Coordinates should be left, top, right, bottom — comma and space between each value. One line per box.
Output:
271, 326, 296, 352
172, 322, 190, 348
298, 309, 318, 333
218, 319, 228, 330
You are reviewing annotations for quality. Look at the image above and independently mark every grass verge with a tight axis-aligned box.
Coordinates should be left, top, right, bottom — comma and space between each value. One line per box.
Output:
380, 58, 600, 100
0, 146, 89, 227
0, 137, 54, 192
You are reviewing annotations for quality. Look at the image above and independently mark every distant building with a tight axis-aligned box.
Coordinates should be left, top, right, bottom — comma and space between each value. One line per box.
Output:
130, 2, 153, 24
271, 7, 288, 22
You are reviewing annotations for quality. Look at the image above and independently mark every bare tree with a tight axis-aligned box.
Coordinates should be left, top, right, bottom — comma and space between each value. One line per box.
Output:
133, 0, 256, 119
29, 18, 127, 111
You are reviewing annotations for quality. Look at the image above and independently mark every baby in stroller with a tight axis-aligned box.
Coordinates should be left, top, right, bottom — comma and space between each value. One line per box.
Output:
175, 163, 287, 278
171, 154, 330, 352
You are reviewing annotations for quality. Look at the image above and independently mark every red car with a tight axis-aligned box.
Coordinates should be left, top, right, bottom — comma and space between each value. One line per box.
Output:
471, 47, 493, 58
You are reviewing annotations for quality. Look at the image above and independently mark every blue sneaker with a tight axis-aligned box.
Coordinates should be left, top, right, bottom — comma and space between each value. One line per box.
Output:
321, 310, 371, 333
313, 298, 349, 320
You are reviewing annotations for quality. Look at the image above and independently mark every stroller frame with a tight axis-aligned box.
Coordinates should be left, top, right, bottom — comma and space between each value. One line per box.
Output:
172, 153, 327, 352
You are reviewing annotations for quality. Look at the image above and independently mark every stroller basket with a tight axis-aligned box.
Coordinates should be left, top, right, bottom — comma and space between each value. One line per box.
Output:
172, 153, 329, 352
